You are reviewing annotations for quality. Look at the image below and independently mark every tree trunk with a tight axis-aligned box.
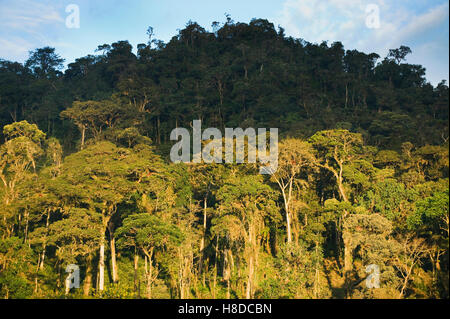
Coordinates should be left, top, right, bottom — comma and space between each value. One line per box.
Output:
108, 223, 118, 284
246, 224, 256, 299
224, 248, 231, 299
98, 235, 105, 291
83, 255, 93, 296
80, 125, 86, 149
337, 162, 349, 203
343, 230, 353, 298
284, 196, 292, 244
314, 241, 320, 298
147, 259, 152, 299
134, 250, 140, 298
145, 248, 154, 299
39, 210, 51, 270
436, 253, 441, 271
280, 187, 292, 244
213, 237, 218, 299
199, 196, 207, 284
399, 267, 413, 299
338, 181, 348, 203
343, 234, 352, 273
24, 211, 29, 245
246, 254, 254, 299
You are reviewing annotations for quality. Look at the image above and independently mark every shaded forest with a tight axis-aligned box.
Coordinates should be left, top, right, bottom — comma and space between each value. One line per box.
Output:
0, 18, 448, 299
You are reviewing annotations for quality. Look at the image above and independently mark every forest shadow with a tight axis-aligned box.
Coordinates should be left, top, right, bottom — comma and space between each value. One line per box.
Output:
323, 259, 346, 299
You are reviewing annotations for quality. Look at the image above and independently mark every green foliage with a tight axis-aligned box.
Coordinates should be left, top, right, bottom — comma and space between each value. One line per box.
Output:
0, 17, 448, 299
3, 120, 46, 143
117, 214, 184, 250
408, 189, 449, 233
0, 237, 34, 298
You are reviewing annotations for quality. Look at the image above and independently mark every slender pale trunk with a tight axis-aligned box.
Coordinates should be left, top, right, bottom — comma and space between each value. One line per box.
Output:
24, 211, 29, 245
179, 249, 188, 299
338, 180, 348, 203
314, 241, 320, 298
110, 236, 118, 283
145, 248, 154, 299
134, 249, 140, 298
246, 255, 254, 299
98, 234, 105, 291
108, 223, 118, 284
283, 194, 292, 243
34, 271, 39, 294
337, 159, 351, 294
277, 175, 295, 244
224, 248, 232, 299
436, 252, 441, 272
225, 260, 230, 299
39, 210, 51, 270
147, 259, 152, 299
213, 237, 218, 299
34, 254, 41, 294
203, 257, 208, 288
281, 187, 292, 244
330, 159, 351, 283
246, 224, 256, 299
337, 160, 348, 203
399, 265, 414, 299
80, 125, 86, 149
199, 197, 207, 283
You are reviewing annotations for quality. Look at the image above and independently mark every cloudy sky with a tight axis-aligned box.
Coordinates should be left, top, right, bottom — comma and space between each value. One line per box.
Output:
0, 0, 448, 86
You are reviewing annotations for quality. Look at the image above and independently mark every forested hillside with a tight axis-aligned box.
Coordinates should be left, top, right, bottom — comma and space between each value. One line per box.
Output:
0, 18, 448, 299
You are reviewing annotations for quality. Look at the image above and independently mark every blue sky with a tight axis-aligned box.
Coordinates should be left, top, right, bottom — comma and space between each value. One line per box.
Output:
0, 0, 448, 86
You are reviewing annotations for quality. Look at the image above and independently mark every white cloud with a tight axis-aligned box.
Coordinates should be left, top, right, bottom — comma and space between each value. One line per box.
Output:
0, 0, 65, 62
369, 1, 449, 51
0, 37, 33, 61
0, 0, 64, 30
275, 0, 367, 44
394, 2, 448, 40
273, 0, 449, 85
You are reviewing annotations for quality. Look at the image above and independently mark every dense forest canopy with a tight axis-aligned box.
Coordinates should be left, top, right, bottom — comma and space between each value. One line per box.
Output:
0, 18, 448, 299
